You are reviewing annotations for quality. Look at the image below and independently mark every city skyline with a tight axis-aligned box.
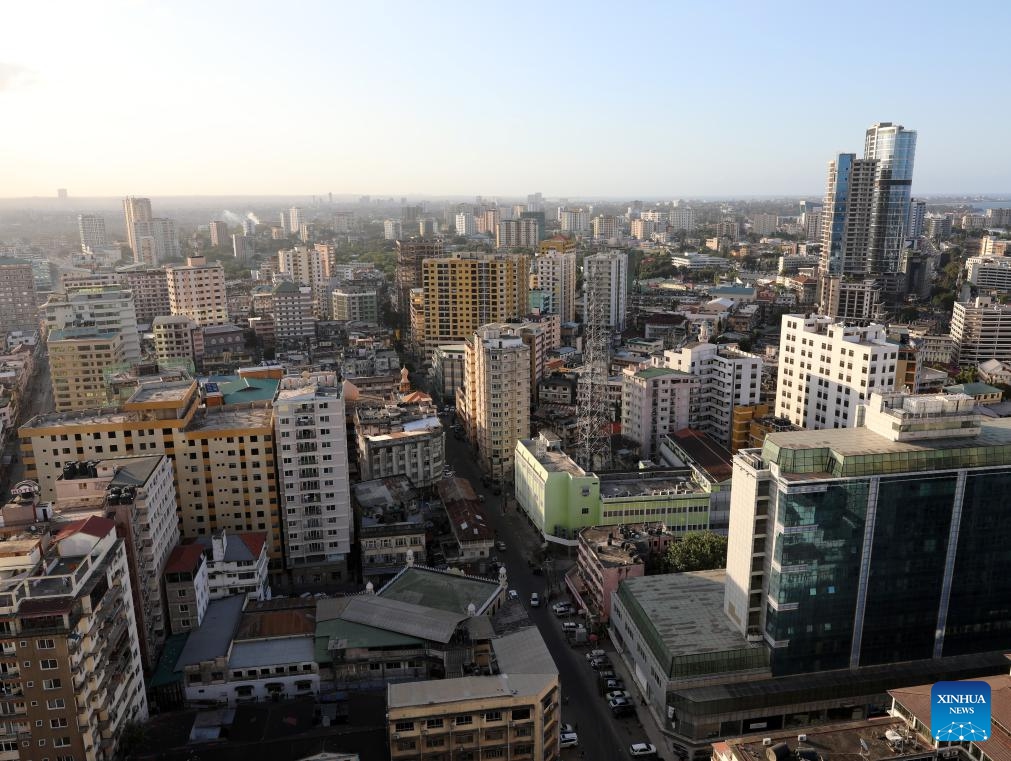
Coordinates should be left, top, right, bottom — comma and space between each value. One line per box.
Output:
3, 1, 1010, 198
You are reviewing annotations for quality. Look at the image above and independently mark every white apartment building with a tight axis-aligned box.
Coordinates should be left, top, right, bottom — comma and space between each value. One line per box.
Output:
199, 530, 270, 600
663, 342, 763, 446
278, 245, 330, 316
455, 212, 476, 236
167, 255, 229, 326
584, 249, 629, 330
134, 217, 181, 265
671, 252, 731, 270
384, 219, 402, 241
289, 207, 305, 237
630, 218, 656, 240
669, 207, 696, 232
591, 214, 621, 240
459, 326, 531, 482
951, 296, 1011, 366
559, 207, 590, 233
273, 373, 353, 582
532, 248, 577, 322
621, 366, 695, 459
776, 314, 898, 429
980, 236, 1011, 257
272, 281, 316, 343
966, 256, 1011, 290
44, 283, 141, 363
53, 455, 181, 670
496, 218, 539, 249
78, 213, 107, 250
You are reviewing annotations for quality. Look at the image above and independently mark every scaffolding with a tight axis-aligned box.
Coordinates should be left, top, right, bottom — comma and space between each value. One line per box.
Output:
576, 264, 613, 471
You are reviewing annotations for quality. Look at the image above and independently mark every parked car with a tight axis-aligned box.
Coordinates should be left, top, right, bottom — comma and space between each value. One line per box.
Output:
552, 602, 573, 615
597, 669, 616, 680
604, 678, 626, 691
560, 732, 579, 749
585, 649, 606, 661
529, 593, 540, 607
508, 589, 519, 600
629, 743, 658, 757
495, 540, 506, 551
608, 696, 632, 711
589, 658, 610, 670
561, 622, 578, 633
605, 690, 630, 701
560, 723, 574, 734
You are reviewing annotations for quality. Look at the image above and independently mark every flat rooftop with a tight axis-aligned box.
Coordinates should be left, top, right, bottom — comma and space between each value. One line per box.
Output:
127, 381, 195, 405
519, 439, 586, 476
716, 718, 928, 761
619, 571, 760, 660
579, 525, 652, 568
379, 566, 500, 615
388, 673, 554, 709
598, 472, 701, 499
188, 406, 273, 432
671, 428, 735, 482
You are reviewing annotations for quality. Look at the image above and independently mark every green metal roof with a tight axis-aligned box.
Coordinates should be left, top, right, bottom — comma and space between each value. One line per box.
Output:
635, 367, 688, 379
944, 382, 1002, 396
203, 375, 280, 404
314, 618, 423, 663
149, 632, 189, 688
378, 566, 500, 615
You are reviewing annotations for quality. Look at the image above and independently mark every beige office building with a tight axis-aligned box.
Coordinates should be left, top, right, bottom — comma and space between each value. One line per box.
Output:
459, 325, 531, 481
532, 248, 577, 322
48, 327, 126, 411
0, 257, 39, 335
166, 255, 229, 326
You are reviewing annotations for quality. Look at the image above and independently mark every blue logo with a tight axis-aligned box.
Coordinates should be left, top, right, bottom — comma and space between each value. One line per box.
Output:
931, 681, 990, 742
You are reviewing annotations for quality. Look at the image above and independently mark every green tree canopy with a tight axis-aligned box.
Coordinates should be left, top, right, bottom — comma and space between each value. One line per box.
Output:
663, 531, 728, 573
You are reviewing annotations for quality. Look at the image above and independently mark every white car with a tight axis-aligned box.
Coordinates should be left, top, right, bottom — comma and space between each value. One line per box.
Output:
585, 649, 606, 661
560, 723, 574, 734
530, 593, 540, 607
508, 589, 519, 600
561, 622, 578, 633
629, 743, 657, 757
560, 732, 579, 749
552, 602, 573, 616
605, 690, 630, 701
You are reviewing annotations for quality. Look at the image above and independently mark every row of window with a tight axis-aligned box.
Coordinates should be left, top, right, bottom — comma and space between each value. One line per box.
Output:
394, 708, 531, 732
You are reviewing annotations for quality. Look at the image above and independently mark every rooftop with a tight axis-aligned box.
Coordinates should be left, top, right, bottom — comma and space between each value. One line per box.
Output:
670, 428, 735, 482
598, 471, 701, 499
578, 525, 654, 567
228, 636, 315, 669
635, 366, 690, 380
126, 380, 195, 405
164, 543, 205, 574
235, 599, 317, 639
106, 455, 163, 487
618, 571, 761, 665
203, 375, 281, 404
716, 718, 929, 761
378, 565, 501, 615
175, 595, 246, 669
188, 405, 273, 433
314, 614, 423, 662
387, 673, 555, 709
337, 594, 467, 644
491, 626, 557, 676
518, 438, 587, 477
944, 382, 1003, 396
48, 327, 120, 342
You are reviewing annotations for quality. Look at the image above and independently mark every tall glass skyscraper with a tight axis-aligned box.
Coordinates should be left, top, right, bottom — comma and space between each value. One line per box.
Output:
865, 122, 917, 274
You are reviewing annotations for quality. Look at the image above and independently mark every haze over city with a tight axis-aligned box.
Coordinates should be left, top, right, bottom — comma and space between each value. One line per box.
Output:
3, 0, 1011, 198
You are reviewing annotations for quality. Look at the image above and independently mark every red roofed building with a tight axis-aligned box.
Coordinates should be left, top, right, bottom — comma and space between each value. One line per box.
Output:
437, 478, 495, 563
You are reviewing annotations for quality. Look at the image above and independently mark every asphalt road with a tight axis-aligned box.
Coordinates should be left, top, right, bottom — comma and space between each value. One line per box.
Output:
443, 424, 652, 761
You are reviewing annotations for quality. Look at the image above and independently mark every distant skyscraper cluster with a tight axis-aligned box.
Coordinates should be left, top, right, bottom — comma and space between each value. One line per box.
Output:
123, 196, 181, 264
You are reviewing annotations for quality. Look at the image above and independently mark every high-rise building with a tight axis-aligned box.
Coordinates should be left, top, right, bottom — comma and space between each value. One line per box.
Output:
819, 123, 918, 318
459, 325, 531, 481
621, 366, 694, 459
396, 237, 443, 323
48, 327, 126, 411
559, 207, 590, 233
232, 232, 254, 261
533, 243, 578, 324
418, 218, 439, 237
209, 220, 229, 247
925, 214, 953, 241
277, 245, 330, 317
53, 455, 181, 670
44, 283, 141, 363
907, 198, 927, 239
583, 250, 628, 331
454, 211, 476, 236
166, 255, 229, 326
273, 373, 352, 582
669, 207, 696, 232
123, 196, 153, 256
21, 379, 283, 562
416, 253, 529, 352
0, 514, 148, 759
775, 314, 897, 430
663, 342, 763, 446
472, 319, 559, 403
630, 218, 655, 240
331, 285, 379, 323
495, 218, 539, 249
243, 216, 256, 236
134, 217, 180, 265
78, 213, 107, 250
271, 282, 316, 344
751, 212, 779, 237
0, 256, 38, 335
728, 391, 1011, 675
117, 265, 171, 325
951, 296, 1011, 366
288, 207, 305, 238
383, 219, 402, 241
152, 314, 199, 369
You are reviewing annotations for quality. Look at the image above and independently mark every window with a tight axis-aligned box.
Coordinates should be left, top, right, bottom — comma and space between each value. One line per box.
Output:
36, 639, 55, 650
426, 718, 444, 729
511, 708, 530, 721
46, 699, 65, 710
455, 715, 473, 726
50, 718, 68, 728
54, 737, 71, 747
39, 660, 58, 670
42, 679, 61, 690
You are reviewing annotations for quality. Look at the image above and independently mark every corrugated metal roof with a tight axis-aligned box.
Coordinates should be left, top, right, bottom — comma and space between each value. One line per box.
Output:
339, 595, 466, 644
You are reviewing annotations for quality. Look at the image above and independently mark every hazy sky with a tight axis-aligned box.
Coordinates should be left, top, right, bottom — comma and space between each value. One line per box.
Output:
3, 0, 1010, 198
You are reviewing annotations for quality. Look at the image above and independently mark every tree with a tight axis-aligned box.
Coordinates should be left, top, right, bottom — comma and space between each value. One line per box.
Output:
662, 531, 728, 573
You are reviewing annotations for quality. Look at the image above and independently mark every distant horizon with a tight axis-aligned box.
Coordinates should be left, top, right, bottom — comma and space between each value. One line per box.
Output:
3, 2, 1010, 198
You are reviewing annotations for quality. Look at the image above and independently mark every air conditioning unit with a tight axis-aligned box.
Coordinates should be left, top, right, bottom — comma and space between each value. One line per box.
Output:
762, 739, 773, 747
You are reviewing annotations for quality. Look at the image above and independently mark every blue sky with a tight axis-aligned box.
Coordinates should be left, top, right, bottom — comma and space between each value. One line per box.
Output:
2, 0, 1009, 197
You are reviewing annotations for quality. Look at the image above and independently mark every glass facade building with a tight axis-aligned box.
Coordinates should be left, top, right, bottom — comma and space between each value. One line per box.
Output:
741, 393, 1011, 677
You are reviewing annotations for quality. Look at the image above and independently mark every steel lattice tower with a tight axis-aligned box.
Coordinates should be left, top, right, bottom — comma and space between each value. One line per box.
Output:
576, 267, 613, 472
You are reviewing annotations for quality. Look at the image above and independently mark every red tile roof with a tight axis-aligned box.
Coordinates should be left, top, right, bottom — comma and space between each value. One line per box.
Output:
671, 428, 735, 483
52, 516, 116, 543
236, 532, 267, 559
164, 543, 206, 574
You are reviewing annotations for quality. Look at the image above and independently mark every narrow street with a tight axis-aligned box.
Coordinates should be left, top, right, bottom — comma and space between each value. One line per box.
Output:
1, 348, 51, 494
443, 426, 655, 761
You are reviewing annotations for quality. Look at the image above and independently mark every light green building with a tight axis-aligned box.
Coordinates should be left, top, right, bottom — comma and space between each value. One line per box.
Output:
514, 432, 711, 546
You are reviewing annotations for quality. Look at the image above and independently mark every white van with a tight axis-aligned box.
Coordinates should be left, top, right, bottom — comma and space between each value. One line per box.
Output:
530, 593, 540, 607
